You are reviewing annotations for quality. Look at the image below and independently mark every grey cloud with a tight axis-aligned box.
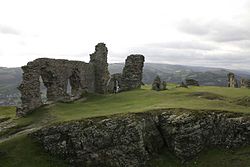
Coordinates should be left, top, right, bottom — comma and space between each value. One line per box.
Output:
178, 19, 250, 42
145, 41, 218, 51
230, 40, 250, 50
0, 24, 20, 35
129, 45, 250, 71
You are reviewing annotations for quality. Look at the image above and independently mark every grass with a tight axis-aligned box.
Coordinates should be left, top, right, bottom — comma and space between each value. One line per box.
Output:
149, 147, 250, 167
0, 84, 250, 166
48, 85, 250, 122
0, 135, 67, 167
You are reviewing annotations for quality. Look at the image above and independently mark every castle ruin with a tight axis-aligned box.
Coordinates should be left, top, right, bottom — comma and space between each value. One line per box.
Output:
17, 43, 145, 116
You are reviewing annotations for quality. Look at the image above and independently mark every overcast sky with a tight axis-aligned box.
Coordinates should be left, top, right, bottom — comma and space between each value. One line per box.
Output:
0, 0, 249, 71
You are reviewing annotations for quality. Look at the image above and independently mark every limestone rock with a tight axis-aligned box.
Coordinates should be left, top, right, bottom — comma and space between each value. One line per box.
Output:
185, 79, 199, 86
31, 109, 250, 166
178, 82, 188, 88
31, 113, 164, 167
152, 76, 167, 91
241, 78, 250, 88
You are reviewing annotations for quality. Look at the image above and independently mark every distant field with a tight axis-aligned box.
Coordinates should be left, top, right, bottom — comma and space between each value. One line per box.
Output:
0, 85, 250, 166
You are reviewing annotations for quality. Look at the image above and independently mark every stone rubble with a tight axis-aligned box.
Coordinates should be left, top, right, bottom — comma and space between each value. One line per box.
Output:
152, 76, 167, 91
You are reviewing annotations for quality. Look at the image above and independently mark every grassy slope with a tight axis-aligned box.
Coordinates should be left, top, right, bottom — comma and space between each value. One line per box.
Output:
47, 85, 250, 122
0, 85, 250, 167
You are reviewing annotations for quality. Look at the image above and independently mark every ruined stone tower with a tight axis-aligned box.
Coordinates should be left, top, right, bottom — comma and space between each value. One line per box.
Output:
90, 43, 110, 94
120, 54, 145, 91
227, 72, 238, 88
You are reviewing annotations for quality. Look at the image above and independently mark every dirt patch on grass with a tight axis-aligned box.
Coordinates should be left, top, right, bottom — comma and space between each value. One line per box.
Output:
188, 92, 225, 101
233, 96, 250, 107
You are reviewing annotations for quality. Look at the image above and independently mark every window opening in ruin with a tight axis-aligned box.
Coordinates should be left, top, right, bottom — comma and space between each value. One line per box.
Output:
67, 78, 72, 96
113, 80, 119, 93
39, 76, 47, 103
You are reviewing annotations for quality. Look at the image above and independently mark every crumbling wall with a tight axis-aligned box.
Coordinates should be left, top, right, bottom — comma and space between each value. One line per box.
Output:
227, 72, 238, 88
107, 54, 145, 93
17, 44, 144, 116
120, 54, 145, 91
90, 43, 110, 94
17, 58, 95, 116
17, 43, 110, 117
107, 73, 122, 93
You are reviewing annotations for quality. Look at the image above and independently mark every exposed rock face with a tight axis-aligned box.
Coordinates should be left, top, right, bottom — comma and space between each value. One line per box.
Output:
31, 113, 164, 167
241, 78, 250, 88
31, 109, 250, 166
17, 43, 109, 116
152, 76, 167, 91
228, 72, 238, 88
90, 43, 110, 94
185, 79, 199, 86
120, 55, 145, 91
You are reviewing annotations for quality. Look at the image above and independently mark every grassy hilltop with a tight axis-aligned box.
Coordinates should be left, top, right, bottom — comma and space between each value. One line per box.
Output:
0, 85, 250, 167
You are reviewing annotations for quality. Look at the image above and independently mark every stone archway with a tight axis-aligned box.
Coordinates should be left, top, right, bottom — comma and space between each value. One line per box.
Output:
69, 69, 82, 98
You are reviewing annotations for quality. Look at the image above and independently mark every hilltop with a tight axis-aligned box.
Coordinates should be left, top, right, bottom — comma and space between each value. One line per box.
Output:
1, 85, 250, 166
1, 63, 250, 106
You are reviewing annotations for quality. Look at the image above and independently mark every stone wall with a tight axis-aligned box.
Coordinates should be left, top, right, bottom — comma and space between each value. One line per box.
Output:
31, 109, 250, 167
228, 72, 238, 88
107, 73, 122, 93
120, 54, 145, 91
107, 54, 145, 93
90, 43, 110, 94
17, 43, 109, 116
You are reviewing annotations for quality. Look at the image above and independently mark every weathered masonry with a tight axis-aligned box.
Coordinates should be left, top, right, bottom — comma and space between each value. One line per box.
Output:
17, 43, 109, 116
107, 54, 145, 93
17, 43, 145, 116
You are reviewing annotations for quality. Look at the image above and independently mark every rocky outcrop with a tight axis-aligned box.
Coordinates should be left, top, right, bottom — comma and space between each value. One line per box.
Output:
185, 79, 199, 86
241, 78, 250, 88
228, 72, 238, 88
152, 76, 167, 91
178, 82, 188, 88
31, 109, 250, 166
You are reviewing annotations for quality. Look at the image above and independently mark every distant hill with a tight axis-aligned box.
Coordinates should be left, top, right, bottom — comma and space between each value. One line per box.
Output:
109, 63, 250, 86
0, 63, 250, 106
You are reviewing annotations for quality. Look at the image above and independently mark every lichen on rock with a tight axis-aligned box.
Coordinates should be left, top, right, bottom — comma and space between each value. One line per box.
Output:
31, 109, 250, 166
